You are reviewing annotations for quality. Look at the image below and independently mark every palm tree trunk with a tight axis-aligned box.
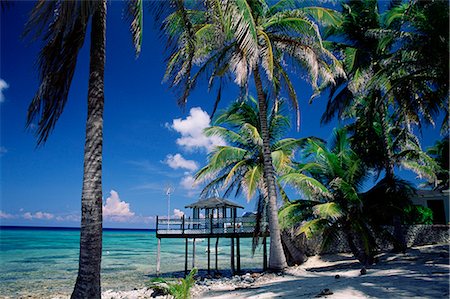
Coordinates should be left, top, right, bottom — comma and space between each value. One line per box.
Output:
253, 65, 287, 271
379, 101, 406, 252
71, 1, 106, 298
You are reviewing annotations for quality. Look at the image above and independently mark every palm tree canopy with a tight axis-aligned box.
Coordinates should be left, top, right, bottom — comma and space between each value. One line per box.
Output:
24, 0, 143, 145
162, 0, 344, 123
195, 97, 307, 201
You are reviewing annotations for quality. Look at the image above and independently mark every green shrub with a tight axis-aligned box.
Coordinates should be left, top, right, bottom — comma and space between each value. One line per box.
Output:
403, 205, 434, 224
148, 268, 198, 299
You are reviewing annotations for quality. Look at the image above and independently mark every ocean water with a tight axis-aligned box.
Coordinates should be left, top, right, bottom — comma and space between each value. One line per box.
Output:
0, 226, 265, 298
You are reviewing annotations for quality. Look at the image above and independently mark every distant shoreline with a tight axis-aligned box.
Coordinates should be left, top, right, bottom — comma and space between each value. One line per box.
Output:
0, 225, 156, 232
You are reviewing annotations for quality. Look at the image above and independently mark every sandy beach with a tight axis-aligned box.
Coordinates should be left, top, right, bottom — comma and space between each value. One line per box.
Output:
101, 243, 449, 299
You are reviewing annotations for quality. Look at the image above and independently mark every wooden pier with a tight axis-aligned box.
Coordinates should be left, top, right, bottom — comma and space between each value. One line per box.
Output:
155, 197, 269, 276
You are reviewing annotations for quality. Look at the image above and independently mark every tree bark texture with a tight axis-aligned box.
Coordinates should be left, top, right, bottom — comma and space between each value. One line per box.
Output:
71, 1, 106, 298
253, 66, 287, 271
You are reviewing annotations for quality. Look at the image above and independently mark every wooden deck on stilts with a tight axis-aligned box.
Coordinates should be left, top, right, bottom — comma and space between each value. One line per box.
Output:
155, 215, 269, 276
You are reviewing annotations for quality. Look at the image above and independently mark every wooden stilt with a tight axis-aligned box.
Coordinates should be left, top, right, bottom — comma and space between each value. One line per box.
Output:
263, 237, 267, 271
156, 238, 161, 276
192, 238, 196, 268
185, 238, 188, 276
236, 237, 241, 273
215, 237, 219, 272
207, 238, 211, 274
231, 237, 235, 274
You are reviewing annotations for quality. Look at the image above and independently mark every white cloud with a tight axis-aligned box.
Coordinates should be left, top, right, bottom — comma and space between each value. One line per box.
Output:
103, 190, 135, 222
55, 214, 80, 222
23, 211, 54, 220
165, 153, 199, 171
0, 210, 14, 219
180, 174, 197, 190
0, 79, 8, 103
173, 209, 184, 218
169, 107, 225, 152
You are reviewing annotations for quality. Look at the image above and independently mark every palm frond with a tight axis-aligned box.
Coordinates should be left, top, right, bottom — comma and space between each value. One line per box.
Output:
126, 0, 144, 55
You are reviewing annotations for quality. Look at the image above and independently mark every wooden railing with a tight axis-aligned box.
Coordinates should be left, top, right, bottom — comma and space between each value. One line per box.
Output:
156, 215, 267, 235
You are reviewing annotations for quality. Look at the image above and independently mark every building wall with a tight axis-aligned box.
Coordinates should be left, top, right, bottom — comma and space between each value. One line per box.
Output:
283, 225, 450, 256
410, 190, 449, 224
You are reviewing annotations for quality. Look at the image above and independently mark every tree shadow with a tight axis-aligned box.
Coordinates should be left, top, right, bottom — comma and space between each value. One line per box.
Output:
200, 245, 449, 298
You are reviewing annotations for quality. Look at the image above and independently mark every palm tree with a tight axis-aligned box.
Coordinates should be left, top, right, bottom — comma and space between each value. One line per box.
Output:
24, 1, 143, 297
424, 136, 449, 191
195, 97, 310, 261
320, 1, 440, 252
373, 0, 449, 133
196, 97, 297, 201
280, 129, 377, 266
161, 0, 343, 271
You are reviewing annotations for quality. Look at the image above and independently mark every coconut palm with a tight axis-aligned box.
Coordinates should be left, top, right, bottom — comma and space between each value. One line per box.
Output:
423, 136, 449, 191
195, 97, 312, 258
280, 128, 378, 266
195, 97, 300, 201
161, 0, 344, 270
24, 1, 143, 297
372, 0, 449, 133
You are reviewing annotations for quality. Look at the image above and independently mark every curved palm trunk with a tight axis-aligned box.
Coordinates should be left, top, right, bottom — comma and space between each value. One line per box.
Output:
253, 66, 287, 271
71, 2, 106, 298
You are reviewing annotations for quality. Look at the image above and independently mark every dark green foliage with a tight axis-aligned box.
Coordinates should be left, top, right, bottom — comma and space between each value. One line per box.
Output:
148, 268, 198, 299
403, 205, 433, 225
278, 200, 315, 229
362, 177, 416, 226
425, 136, 449, 190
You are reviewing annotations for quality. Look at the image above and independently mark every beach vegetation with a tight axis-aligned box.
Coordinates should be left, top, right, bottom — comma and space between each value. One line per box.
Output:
160, 0, 345, 271
280, 128, 378, 266
23, 1, 143, 297
148, 268, 198, 299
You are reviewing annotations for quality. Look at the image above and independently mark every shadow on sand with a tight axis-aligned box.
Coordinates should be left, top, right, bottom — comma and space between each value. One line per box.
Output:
201, 244, 449, 298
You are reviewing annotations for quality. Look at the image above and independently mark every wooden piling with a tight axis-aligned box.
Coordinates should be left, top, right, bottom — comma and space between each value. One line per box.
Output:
185, 238, 188, 276
215, 237, 219, 271
236, 237, 241, 273
207, 238, 211, 274
192, 238, 196, 268
231, 237, 235, 274
156, 238, 161, 275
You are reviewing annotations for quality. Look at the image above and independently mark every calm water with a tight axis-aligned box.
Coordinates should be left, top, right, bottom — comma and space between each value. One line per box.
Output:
0, 226, 265, 298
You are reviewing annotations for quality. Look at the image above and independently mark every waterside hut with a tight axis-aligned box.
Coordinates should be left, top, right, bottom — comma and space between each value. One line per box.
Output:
156, 196, 268, 275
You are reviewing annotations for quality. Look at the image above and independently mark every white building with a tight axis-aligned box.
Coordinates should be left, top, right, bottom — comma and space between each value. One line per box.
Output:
410, 190, 449, 224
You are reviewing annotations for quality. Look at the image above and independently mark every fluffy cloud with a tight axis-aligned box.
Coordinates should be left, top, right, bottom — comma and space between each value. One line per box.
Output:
169, 107, 225, 152
0, 210, 14, 219
180, 174, 197, 190
103, 190, 135, 222
173, 209, 185, 218
23, 211, 54, 220
165, 153, 198, 171
0, 79, 9, 103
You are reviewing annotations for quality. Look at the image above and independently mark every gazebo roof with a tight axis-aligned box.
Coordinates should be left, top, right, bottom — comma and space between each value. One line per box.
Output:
185, 197, 244, 209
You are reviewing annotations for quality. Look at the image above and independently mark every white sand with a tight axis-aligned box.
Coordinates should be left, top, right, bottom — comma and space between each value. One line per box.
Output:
192, 244, 449, 299
100, 243, 449, 299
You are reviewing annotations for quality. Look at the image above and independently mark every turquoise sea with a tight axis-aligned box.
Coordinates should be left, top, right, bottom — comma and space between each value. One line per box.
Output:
0, 226, 265, 298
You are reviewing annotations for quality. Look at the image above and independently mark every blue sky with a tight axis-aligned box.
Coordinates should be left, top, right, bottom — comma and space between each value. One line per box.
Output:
0, 2, 444, 229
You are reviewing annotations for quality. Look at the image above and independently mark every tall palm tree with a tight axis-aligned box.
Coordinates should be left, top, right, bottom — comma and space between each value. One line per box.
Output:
24, 1, 143, 297
280, 129, 377, 266
161, 0, 343, 271
195, 97, 309, 257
